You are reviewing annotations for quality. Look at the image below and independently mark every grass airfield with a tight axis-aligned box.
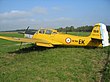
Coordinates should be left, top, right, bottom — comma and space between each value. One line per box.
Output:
0, 32, 110, 82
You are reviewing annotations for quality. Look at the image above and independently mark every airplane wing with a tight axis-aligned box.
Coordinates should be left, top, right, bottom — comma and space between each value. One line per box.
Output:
0, 36, 53, 47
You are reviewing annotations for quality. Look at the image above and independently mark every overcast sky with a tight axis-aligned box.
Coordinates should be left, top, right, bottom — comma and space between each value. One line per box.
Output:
0, 0, 110, 31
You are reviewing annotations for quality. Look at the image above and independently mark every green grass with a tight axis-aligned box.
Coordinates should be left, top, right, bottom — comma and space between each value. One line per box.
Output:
0, 32, 110, 82
0, 32, 23, 45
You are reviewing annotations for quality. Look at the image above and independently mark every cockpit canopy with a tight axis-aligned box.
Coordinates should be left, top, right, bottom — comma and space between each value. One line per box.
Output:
38, 29, 58, 34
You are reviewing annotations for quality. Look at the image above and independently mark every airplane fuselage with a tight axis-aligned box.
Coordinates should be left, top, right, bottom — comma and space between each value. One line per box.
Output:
32, 30, 102, 47
0, 23, 109, 48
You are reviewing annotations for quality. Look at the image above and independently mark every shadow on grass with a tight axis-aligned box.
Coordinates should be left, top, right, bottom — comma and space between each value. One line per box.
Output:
8, 44, 97, 54
8, 44, 48, 54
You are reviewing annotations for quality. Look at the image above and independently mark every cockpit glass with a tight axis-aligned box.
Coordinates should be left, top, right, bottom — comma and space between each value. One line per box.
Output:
39, 29, 45, 34
45, 30, 52, 34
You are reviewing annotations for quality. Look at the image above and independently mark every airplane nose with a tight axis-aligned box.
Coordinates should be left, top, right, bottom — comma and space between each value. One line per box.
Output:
24, 34, 33, 38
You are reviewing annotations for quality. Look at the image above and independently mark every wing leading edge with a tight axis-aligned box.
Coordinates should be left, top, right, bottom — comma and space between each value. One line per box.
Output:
0, 36, 53, 47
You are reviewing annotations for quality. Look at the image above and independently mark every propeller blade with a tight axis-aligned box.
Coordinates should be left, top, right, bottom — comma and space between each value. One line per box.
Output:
18, 26, 30, 35
25, 26, 30, 33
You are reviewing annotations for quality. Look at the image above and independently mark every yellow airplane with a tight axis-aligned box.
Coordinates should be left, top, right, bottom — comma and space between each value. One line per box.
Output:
0, 23, 109, 48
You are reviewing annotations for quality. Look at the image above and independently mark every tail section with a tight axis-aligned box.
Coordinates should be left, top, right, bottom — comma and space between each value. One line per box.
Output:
90, 23, 101, 39
90, 23, 109, 47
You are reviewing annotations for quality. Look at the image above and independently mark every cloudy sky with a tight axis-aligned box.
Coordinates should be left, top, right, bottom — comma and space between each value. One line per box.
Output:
0, 0, 110, 31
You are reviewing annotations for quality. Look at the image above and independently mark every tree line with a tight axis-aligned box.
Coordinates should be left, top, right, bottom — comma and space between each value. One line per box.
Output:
1, 25, 110, 32
56, 25, 110, 32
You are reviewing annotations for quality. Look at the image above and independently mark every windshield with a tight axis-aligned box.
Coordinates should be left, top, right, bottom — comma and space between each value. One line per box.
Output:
39, 29, 45, 34
45, 30, 52, 34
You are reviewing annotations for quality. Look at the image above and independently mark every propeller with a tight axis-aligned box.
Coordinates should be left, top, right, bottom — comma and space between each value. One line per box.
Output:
18, 26, 30, 34
18, 26, 30, 49
25, 26, 30, 34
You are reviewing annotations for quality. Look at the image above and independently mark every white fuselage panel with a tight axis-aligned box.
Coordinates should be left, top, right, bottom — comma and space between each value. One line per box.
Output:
24, 34, 33, 38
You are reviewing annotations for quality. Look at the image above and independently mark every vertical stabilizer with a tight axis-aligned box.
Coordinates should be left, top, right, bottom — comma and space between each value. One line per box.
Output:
90, 23, 101, 39
90, 23, 109, 47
